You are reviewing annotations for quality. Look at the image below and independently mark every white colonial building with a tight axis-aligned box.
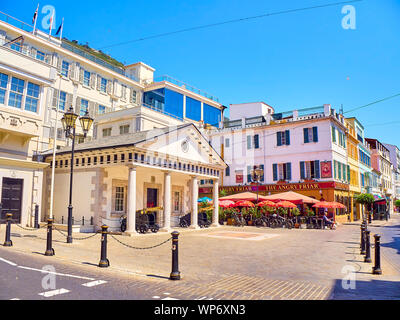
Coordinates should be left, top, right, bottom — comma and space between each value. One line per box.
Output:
0, 12, 224, 226
41, 122, 226, 232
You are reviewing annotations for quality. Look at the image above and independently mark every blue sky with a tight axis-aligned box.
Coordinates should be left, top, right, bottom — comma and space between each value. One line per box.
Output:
2, 0, 400, 146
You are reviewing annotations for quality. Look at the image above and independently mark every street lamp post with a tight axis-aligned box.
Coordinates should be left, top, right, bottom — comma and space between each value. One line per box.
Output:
250, 165, 264, 202
61, 106, 93, 243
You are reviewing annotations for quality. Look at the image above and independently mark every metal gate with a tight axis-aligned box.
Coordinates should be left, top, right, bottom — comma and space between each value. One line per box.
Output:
1, 177, 23, 223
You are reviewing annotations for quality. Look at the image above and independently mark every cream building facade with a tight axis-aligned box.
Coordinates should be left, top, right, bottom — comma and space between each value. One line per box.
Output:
0, 12, 224, 226
41, 123, 226, 232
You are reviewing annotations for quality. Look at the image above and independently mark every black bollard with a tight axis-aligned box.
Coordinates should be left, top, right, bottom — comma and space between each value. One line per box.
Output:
372, 234, 382, 275
368, 212, 372, 224
360, 224, 366, 255
44, 218, 55, 256
169, 231, 181, 280
98, 225, 109, 268
364, 230, 371, 263
3, 213, 13, 247
34, 204, 39, 229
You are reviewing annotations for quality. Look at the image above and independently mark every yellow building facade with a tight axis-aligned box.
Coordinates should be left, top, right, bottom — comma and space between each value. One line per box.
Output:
345, 118, 362, 221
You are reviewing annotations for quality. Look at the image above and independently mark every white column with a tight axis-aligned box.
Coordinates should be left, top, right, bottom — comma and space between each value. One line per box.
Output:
190, 175, 199, 229
162, 171, 172, 231
126, 165, 138, 234
212, 179, 220, 227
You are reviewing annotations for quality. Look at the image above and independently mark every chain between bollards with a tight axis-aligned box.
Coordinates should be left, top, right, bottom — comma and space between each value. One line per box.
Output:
372, 234, 382, 275
44, 218, 55, 256
3, 213, 13, 247
170, 231, 181, 280
98, 225, 110, 268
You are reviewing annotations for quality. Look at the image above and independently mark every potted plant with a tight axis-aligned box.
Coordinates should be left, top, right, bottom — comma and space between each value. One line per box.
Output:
219, 207, 226, 225
395, 200, 400, 213
246, 207, 257, 226
292, 207, 301, 228
355, 193, 375, 222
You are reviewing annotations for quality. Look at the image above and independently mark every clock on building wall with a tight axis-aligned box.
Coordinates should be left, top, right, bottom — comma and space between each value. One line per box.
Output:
181, 139, 189, 153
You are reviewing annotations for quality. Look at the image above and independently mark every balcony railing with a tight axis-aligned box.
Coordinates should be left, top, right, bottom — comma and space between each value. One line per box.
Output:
0, 10, 33, 33
142, 102, 183, 121
153, 75, 219, 102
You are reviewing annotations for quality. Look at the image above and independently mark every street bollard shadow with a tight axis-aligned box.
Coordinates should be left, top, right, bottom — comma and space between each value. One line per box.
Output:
82, 262, 99, 267
330, 278, 400, 299
146, 274, 170, 280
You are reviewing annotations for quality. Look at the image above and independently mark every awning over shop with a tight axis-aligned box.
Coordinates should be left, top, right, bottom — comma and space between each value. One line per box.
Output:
219, 192, 269, 201
262, 191, 320, 204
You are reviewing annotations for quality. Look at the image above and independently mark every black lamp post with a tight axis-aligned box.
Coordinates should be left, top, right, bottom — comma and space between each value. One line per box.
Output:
61, 106, 93, 243
250, 165, 264, 202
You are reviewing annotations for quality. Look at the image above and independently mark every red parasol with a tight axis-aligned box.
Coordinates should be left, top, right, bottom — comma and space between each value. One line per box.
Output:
219, 200, 235, 208
276, 200, 297, 208
233, 200, 255, 207
256, 200, 277, 207
313, 201, 345, 209
330, 201, 347, 209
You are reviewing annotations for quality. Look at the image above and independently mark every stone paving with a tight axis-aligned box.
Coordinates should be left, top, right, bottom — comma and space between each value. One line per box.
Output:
1, 214, 399, 300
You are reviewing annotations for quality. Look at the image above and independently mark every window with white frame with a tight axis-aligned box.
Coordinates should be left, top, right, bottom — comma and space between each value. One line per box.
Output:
121, 84, 127, 100
0, 73, 8, 104
98, 104, 106, 114
8, 77, 25, 109
80, 99, 88, 116
173, 191, 181, 212
225, 138, 230, 148
83, 70, 90, 86
61, 61, 69, 77
100, 78, 107, 92
10, 42, 21, 52
114, 186, 126, 212
102, 128, 111, 137
120, 124, 129, 135
58, 91, 66, 111
25, 82, 40, 112
36, 50, 45, 61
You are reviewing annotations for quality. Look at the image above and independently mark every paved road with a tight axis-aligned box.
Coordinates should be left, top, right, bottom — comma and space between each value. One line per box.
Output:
0, 249, 181, 300
1, 215, 400, 300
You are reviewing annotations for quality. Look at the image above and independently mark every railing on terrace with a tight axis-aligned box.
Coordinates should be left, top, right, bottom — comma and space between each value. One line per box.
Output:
224, 119, 242, 128
0, 11, 141, 82
0, 11, 33, 33
245, 116, 265, 126
142, 102, 183, 121
61, 41, 126, 76
153, 75, 219, 103
296, 105, 325, 117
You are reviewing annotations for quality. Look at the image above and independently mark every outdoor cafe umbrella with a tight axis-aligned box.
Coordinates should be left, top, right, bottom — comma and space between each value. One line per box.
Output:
313, 201, 346, 209
275, 200, 297, 208
256, 200, 277, 207
198, 197, 212, 203
219, 200, 235, 208
233, 200, 255, 207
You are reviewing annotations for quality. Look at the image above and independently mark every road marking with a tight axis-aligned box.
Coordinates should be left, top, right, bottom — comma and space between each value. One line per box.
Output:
38, 288, 70, 298
17, 266, 95, 281
10, 298, 20, 300
0, 257, 17, 266
82, 280, 107, 287
152, 296, 160, 299
162, 297, 179, 300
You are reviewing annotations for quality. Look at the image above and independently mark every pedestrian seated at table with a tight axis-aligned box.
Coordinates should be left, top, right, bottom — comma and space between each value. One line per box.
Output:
322, 212, 336, 230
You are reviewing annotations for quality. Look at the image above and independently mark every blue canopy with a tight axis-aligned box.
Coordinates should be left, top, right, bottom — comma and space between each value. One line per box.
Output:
198, 197, 212, 203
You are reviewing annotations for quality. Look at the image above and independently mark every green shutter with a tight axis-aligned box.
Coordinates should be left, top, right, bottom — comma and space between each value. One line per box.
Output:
332, 126, 336, 143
